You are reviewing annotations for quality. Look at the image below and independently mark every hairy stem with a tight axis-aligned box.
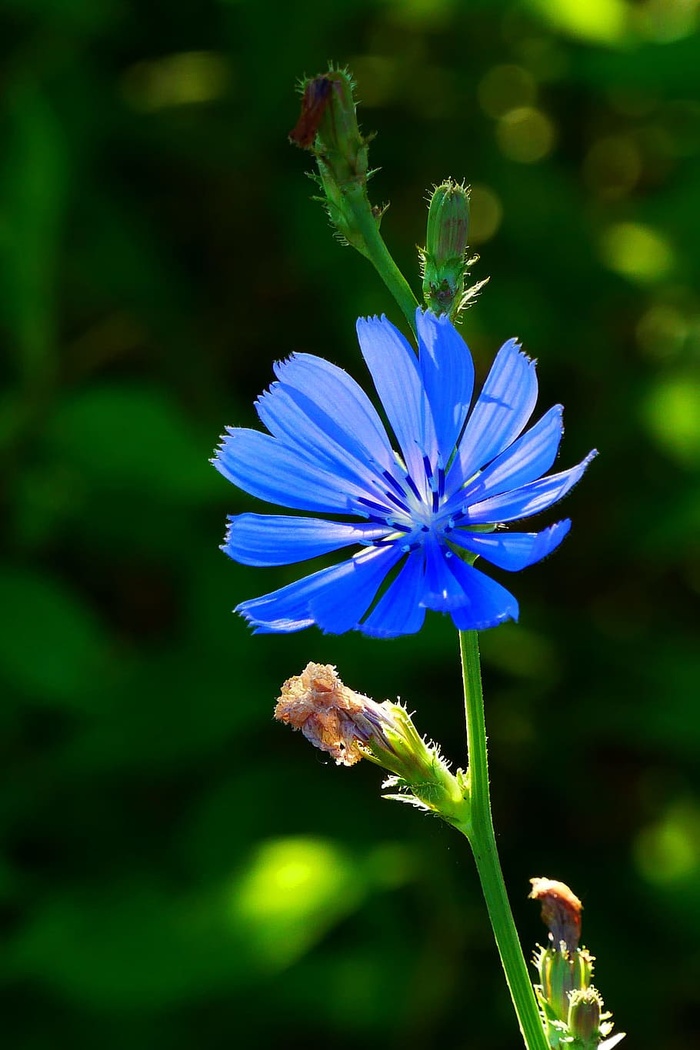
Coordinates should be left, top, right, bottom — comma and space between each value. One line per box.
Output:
344, 184, 419, 334
456, 630, 548, 1050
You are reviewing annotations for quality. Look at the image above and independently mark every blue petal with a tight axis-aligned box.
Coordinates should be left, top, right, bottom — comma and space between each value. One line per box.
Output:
460, 405, 563, 505
356, 315, 438, 480
452, 338, 538, 485
224, 514, 391, 566
451, 520, 571, 571
255, 384, 384, 493
358, 550, 427, 637
214, 429, 368, 512
466, 450, 597, 525
419, 540, 519, 627
446, 559, 520, 631
272, 353, 396, 473
420, 539, 463, 611
236, 545, 403, 634
416, 309, 474, 459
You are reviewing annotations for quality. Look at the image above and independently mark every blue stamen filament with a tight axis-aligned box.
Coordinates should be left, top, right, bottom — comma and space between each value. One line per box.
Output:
382, 470, 407, 497
383, 490, 412, 513
360, 456, 460, 553
404, 473, 423, 502
358, 495, 398, 516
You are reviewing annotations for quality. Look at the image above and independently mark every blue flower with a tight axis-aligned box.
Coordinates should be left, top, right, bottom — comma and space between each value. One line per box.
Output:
213, 309, 595, 637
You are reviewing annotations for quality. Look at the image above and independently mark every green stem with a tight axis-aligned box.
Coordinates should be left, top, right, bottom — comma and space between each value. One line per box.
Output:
344, 185, 419, 335
457, 630, 549, 1050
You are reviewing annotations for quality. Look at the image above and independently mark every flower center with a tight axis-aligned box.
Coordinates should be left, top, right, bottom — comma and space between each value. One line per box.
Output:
359, 455, 455, 552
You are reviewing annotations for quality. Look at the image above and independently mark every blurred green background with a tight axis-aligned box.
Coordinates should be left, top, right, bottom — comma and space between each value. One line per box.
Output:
1, 0, 699, 1046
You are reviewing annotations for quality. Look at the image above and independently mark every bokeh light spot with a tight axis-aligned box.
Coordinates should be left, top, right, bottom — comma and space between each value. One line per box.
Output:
121, 52, 230, 111
231, 837, 362, 969
583, 136, 641, 200
635, 802, 700, 884
527, 0, 629, 45
496, 106, 556, 164
643, 373, 700, 465
636, 303, 689, 360
477, 64, 536, 118
468, 184, 503, 244
632, 0, 699, 42
600, 222, 674, 283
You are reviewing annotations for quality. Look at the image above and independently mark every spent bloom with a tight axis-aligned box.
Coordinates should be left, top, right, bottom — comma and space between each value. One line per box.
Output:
213, 309, 595, 636
275, 662, 469, 821
274, 661, 384, 767
530, 877, 624, 1050
529, 876, 583, 951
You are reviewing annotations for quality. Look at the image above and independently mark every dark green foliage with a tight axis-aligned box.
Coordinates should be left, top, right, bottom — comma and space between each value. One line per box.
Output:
1, 1, 699, 1046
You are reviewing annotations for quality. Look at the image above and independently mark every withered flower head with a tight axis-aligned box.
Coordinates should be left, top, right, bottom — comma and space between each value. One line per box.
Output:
529, 876, 583, 951
288, 75, 334, 150
274, 663, 470, 824
274, 662, 380, 766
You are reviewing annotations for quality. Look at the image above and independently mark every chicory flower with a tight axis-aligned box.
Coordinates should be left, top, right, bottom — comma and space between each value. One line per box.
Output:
213, 309, 595, 636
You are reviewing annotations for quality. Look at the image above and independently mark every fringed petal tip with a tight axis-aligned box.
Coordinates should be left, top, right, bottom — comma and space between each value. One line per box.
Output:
212, 427, 239, 460
499, 335, 529, 360
271, 351, 300, 377
214, 309, 595, 639
234, 603, 314, 635
357, 312, 390, 325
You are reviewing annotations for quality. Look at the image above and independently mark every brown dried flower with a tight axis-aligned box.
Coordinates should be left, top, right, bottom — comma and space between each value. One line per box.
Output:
274, 662, 377, 766
529, 876, 583, 951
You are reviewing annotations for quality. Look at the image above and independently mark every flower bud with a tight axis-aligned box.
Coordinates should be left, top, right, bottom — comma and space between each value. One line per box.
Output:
426, 181, 470, 265
567, 986, 603, 1046
275, 663, 469, 824
289, 69, 373, 252
420, 179, 488, 319
533, 943, 594, 1023
529, 877, 624, 1049
290, 69, 368, 180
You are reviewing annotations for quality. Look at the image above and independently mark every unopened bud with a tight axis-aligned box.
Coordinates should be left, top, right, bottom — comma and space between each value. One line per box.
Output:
420, 179, 488, 319
534, 943, 594, 1023
427, 181, 470, 265
289, 69, 373, 252
290, 69, 367, 179
572, 989, 624, 1050
568, 986, 603, 1045
275, 663, 469, 824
